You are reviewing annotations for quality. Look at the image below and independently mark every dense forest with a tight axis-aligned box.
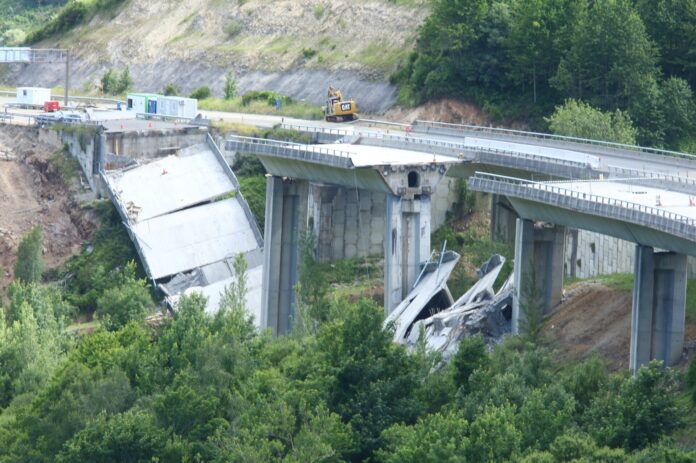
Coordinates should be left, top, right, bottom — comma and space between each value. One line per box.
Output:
393, 0, 696, 150
0, 203, 695, 462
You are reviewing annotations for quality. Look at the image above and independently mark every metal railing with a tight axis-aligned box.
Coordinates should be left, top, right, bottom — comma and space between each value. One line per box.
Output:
413, 120, 696, 162
281, 122, 598, 175
206, 133, 264, 247
469, 172, 696, 242
608, 165, 696, 185
226, 136, 355, 168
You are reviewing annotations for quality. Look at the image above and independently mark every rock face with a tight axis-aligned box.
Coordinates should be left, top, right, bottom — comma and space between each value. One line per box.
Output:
389, 254, 513, 362
2, 0, 430, 113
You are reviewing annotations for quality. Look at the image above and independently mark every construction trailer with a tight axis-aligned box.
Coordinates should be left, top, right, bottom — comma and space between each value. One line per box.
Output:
126, 93, 159, 115
157, 95, 198, 119
16, 87, 51, 106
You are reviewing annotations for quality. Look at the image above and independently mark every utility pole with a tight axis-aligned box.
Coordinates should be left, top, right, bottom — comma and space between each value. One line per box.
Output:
64, 50, 70, 106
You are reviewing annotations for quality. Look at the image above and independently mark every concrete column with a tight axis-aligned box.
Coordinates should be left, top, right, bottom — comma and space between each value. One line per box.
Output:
630, 246, 687, 371
308, 184, 338, 262
384, 194, 432, 312
490, 194, 518, 245
512, 219, 566, 334
261, 176, 308, 335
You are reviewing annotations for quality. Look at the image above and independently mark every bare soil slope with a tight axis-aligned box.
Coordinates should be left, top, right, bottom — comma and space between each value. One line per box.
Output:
0, 125, 94, 293
544, 281, 696, 371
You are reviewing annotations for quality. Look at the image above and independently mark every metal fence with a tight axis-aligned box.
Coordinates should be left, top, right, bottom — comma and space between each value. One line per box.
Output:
468, 172, 696, 243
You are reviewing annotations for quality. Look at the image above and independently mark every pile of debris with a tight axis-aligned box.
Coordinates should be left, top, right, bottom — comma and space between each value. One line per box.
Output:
386, 254, 513, 362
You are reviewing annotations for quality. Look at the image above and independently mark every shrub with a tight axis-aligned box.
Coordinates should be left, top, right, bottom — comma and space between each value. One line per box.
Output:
241, 90, 293, 107
223, 19, 242, 38
163, 83, 180, 96
189, 86, 212, 100
302, 47, 317, 59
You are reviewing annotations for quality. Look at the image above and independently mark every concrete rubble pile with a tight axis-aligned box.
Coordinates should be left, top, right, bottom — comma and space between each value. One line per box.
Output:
386, 254, 513, 362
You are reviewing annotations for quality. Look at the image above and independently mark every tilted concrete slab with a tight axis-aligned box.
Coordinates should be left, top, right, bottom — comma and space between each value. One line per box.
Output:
131, 198, 260, 280
102, 138, 264, 319
103, 145, 235, 222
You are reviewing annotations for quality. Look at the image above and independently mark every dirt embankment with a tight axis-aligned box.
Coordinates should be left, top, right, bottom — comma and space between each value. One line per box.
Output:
0, 125, 97, 294
544, 281, 696, 371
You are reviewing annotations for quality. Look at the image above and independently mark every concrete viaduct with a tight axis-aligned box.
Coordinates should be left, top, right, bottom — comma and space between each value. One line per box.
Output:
228, 119, 696, 372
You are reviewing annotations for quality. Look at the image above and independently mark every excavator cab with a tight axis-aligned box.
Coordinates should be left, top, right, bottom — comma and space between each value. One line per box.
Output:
324, 86, 358, 122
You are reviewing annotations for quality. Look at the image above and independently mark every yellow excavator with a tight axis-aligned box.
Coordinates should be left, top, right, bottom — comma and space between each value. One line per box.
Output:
324, 86, 358, 122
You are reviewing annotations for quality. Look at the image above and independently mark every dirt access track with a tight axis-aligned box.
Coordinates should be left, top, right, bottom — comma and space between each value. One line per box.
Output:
0, 125, 95, 294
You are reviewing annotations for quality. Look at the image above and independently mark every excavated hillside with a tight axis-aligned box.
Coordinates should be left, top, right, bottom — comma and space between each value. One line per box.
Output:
2, 0, 429, 113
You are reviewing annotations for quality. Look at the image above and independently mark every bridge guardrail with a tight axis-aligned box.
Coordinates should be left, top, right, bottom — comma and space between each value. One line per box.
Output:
226, 136, 355, 168
280, 123, 595, 175
608, 165, 696, 185
413, 120, 696, 162
469, 172, 696, 242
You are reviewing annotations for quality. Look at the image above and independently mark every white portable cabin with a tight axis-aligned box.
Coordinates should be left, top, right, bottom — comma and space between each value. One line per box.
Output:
126, 93, 159, 115
15, 87, 51, 106
156, 96, 198, 119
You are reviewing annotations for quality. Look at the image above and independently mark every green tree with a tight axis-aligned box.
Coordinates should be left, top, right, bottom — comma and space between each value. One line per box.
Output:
378, 411, 470, 463
14, 225, 43, 284
317, 299, 422, 460
451, 333, 487, 391
95, 261, 151, 331
100, 68, 117, 94
116, 66, 132, 94
466, 404, 521, 462
659, 76, 696, 148
224, 71, 236, 100
552, 0, 658, 111
585, 361, 683, 450
546, 99, 637, 144
56, 410, 184, 463
635, 0, 696, 88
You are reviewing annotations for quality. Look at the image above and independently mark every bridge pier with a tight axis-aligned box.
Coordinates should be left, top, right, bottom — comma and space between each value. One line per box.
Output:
490, 194, 518, 245
384, 194, 432, 312
261, 176, 308, 335
630, 246, 687, 371
512, 219, 566, 334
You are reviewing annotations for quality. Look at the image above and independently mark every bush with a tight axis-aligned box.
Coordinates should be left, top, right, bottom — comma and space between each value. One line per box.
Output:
14, 226, 43, 284
223, 19, 242, 38
302, 47, 317, 59
189, 86, 212, 100
241, 90, 293, 107
163, 83, 180, 96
